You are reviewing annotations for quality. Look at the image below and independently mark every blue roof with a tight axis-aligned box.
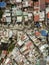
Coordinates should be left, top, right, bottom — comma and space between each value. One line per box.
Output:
40, 30, 48, 36
0, 2, 6, 8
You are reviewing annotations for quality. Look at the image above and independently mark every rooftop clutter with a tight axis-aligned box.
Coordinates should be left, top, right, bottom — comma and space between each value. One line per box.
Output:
0, 0, 49, 65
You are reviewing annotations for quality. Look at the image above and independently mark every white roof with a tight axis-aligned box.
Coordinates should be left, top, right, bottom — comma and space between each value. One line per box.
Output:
39, 44, 48, 52
6, 17, 11, 22
17, 40, 24, 46
5, 10, 10, 13
47, 56, 49, 62
5, 58, 10, 64
34, 11, 39, 15
39, 11, 45, 18
28, 13, 32, 17
23, 1, 28, 7
5, 13, 11, 16
20, 46, 27, 52
46, 7, 49, 14
17, 16, 22, 22
8, 30, 13, 38
16, 0, 22, 2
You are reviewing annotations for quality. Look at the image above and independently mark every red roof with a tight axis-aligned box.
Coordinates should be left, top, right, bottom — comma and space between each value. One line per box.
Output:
35, 31, 40, 36
26, 41, 32, 48
34, 8, 39, 11
34, 15, 39, 22
46, 0, 49, 3
47, 12, 49, 18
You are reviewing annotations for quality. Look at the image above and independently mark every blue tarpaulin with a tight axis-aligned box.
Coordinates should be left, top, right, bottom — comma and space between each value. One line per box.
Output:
0, 2, 6, 8
40, 30, 48, 36
36, 23, 40, 27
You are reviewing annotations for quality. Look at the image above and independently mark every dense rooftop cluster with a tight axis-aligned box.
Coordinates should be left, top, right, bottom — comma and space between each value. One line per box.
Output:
0, 0, 49, 65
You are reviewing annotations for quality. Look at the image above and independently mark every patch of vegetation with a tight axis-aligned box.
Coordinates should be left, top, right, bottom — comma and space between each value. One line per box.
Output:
0, 9, 3, 19
8, 44, 15, 53
0, 50, 2, 55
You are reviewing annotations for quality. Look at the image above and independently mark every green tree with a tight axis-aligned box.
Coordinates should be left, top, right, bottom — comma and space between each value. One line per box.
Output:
0, 9, 3, 19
